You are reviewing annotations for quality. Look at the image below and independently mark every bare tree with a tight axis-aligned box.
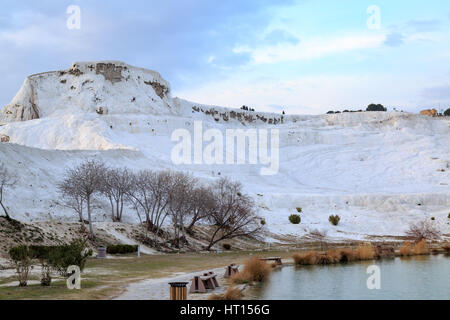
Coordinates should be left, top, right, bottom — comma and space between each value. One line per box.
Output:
127, 170, 174, 246
101, 167, 133, 222
205, 178, 262, 251
185, 185, 217, 235
406, 220, 441, 242
58, 176, 85, 223
60, 160, 106, 237
0, 163, 17, 220
167, 172, 198, 247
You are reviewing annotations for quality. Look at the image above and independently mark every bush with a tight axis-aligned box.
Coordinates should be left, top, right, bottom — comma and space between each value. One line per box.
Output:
431, 217, 435, 221
444, 108, 450, 116
260, 219, 266, 226
296, 207, 302, 213
329, 215, 341, 226
231, 257, 271, 284
448, 213, 450, 219
399, 241, 412, 256
366, 104, 387, 112
209, 286, 244, 300
413, 239, 429, 255
9, 246, 32, 287
289, 214, 301, 224
106, 244, 138, 255
222, 243, 231, 251
355, 245, 375, 260
48, 239, 92, 277
406, 220, 441, 241
9, 241, 92, 285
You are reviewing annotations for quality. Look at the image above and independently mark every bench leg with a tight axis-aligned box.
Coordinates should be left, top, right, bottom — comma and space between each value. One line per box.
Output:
189, 277, 207, 293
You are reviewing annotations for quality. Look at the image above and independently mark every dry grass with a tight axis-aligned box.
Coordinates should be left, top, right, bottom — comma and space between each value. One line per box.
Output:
209, 286, 244, 300
293, 251, 320, 265
413, 239, 429, 255
230, 257, 271, 284
355, 245, 375, 260
293, 250, 344, 265
399, 241, 412, 256
338, 248, 355, 262
442, 243, 450, 254
317, 250, 341, 265
230, 270, 251, 284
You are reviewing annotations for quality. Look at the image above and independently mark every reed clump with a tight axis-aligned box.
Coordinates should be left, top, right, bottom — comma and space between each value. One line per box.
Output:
294, 249, 350, 265
355, 245, 375, 260
317, 250, 341, 265
231, 257, 271, 284
413, 239, 429, 255
442, 243, 450, 254
209, 286, 244, 300
399, 241, 412, 256
293, 251, 319, 265
338, 248, 355, 262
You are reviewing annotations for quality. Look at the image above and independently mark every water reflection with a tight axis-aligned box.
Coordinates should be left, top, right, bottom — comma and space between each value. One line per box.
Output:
248, 255, 450, 300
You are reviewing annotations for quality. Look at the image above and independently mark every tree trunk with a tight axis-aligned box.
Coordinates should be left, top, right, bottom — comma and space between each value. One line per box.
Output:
87, 195, 94, 237
119, 197, 124, 222
109, 196, 115, 222
0, 201, 11, 220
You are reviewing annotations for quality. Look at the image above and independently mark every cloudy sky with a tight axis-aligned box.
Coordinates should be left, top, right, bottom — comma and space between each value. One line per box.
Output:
1, 0, 449, 114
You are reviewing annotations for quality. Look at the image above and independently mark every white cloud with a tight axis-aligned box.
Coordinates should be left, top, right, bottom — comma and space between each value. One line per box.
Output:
234, 33, 387, 64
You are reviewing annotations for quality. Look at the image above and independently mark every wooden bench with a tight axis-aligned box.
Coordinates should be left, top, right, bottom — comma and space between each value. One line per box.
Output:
224, 264, 239, 278
259, 257, 282, 265
189, 272, 220, 293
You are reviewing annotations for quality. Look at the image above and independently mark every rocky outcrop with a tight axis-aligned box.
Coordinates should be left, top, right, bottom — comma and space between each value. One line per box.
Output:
0, 61, 174, 123
144, 81, 168, 99
96, 63, 123, 83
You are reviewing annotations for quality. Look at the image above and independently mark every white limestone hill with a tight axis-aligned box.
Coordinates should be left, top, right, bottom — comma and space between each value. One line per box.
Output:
0, 61, 449, 242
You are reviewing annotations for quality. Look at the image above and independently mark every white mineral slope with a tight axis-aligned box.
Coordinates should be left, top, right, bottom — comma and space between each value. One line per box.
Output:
0, 61, 449, 241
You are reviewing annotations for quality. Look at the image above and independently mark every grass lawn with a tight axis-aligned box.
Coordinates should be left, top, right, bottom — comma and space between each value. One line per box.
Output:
0, 250, 294, 300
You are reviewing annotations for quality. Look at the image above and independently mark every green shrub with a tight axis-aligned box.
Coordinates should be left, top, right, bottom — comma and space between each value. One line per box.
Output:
9, 241, 92, 284
9, 246, 33, 287
106, 244, 138, 255
289, 214, 301, 225
296, 207, 302, 213
366, 104, 387, 112
329, 215, 341, 226
448, 213, 450, 219
431, 217, 435, 221
48, 239, 92, 277
222, 243, 231, 250
444, 108, 450, 116
260, 219, 266, 226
